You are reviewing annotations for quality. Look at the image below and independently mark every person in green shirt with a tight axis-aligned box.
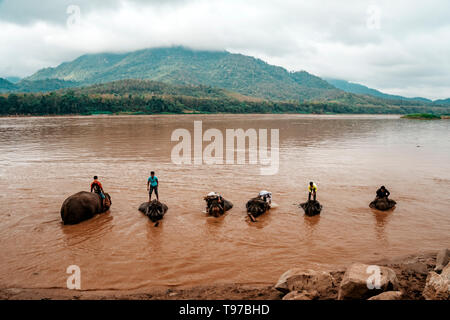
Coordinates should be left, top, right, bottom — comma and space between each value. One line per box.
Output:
147, 171, 159, 202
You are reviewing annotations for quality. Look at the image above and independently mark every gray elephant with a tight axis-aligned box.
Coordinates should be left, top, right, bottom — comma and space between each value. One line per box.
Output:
246, 197, 270, 221
369, 198, 396, 211
204, 194, 233, 217
299, 200, 323, 216
61, 191, 112, 225
138, 200, 168, 225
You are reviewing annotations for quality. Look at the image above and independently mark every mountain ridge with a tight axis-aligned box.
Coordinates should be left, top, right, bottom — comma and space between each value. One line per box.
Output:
1, 46, 447, 107
324, 78, 434, 104
25, 46, 340, 101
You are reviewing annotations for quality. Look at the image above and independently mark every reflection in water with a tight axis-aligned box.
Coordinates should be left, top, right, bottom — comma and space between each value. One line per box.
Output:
245, 210, 273, 229
61, 213, 114, 248
371, 208, 394, 245
304, 214, 321, 230
0, 114, 449, 290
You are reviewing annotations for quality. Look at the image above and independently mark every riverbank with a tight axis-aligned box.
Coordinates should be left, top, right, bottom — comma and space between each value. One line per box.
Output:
0, 251, 441, 300
401, 113, 443, 120
0, 111, 395, 118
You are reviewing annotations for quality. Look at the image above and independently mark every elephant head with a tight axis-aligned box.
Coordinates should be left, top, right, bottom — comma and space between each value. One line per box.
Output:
103, 193, 112, 212
208, 198, 224, 217
145, 200, 167, 222
300, 200, 322, 216
246, 197, 270, 218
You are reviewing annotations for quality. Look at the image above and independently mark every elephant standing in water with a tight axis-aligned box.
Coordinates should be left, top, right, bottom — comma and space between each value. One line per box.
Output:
246, 197, 270, 221
299, 200, 323, 216
61, 191, 111, 225
204, 194, 233, 217
139, 200, 168, 225
370, 198, 397, 211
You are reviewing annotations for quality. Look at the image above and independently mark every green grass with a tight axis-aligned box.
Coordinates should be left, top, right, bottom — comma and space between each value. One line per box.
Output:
401, 113, 441, 120
89, 111, 113, 115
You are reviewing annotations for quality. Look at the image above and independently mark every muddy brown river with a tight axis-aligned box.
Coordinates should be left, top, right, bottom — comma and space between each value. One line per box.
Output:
0, 114, 449, 290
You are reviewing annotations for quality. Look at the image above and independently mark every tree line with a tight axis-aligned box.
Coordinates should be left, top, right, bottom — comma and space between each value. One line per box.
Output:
1, 91, 449, 116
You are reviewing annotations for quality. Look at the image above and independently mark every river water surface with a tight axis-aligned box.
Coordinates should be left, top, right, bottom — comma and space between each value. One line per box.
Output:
0, 114, 449, 290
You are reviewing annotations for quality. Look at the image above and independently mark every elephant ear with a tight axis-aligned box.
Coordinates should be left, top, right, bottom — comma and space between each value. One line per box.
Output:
145, 205, 151, 217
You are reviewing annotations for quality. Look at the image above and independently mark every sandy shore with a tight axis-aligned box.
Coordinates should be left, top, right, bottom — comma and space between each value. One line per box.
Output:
0, 251, 439, 300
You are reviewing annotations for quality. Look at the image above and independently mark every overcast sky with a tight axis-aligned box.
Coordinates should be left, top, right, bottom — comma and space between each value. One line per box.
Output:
0, 0, 449, 99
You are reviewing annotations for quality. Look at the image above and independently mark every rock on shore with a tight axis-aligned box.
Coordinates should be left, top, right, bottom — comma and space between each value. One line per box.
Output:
337, 263, 399, 300
275, 269, 336, 298
423, 263, 450, 300
275, 251, 448, 300
434, 248, 450, 273
367, 291, 403, 300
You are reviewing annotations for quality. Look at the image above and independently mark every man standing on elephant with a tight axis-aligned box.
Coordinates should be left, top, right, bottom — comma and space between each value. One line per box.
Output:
147, 171, 159, 202
91, 176, 106, 207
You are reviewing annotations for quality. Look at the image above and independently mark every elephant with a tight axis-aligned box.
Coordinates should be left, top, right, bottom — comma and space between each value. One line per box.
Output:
204, 195, 233, 217
299, 200, 323, 216
246, 197, 270, 221
138, 200, 168, 225
369, 197, 396, 211
61, 191, 111, 225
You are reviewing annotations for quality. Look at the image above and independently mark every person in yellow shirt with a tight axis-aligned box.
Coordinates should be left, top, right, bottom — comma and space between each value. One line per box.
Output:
308, 181, 317, 202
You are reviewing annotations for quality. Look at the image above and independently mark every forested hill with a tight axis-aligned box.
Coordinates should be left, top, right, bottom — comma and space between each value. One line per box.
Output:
0, 78, 15, 91
0, 78, 78, 93
3, 47, 448, 109
68, 79, 258, 101
325, 78, 434, 104
26, 47, 340, 101
2, 79, 450, 116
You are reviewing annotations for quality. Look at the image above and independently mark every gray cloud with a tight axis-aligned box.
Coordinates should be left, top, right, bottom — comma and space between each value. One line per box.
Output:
0, 0, 185, 24
0, 0, 449, 99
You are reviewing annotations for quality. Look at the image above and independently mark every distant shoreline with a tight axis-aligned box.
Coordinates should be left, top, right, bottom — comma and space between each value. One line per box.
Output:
0, 112, 406, 119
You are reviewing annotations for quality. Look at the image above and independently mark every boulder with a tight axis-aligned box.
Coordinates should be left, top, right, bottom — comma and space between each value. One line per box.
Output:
368, 291, 403, 300
422, 263, 450, 300
282, 290, 319, 300
275, 269, 335, 297
369, 197, 396, 211
434, 248, 450, 273
299, 200, 323, 216
338, 263, 399, 300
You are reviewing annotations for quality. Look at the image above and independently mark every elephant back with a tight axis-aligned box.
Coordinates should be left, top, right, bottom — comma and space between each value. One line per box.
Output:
300, 200, 323, 216
61, 191, 103, 225
369, 198, 396, 211
139, 200, 168, 222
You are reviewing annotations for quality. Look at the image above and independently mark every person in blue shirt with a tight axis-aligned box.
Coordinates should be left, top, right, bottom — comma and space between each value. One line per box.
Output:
147, 171, 159, 202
